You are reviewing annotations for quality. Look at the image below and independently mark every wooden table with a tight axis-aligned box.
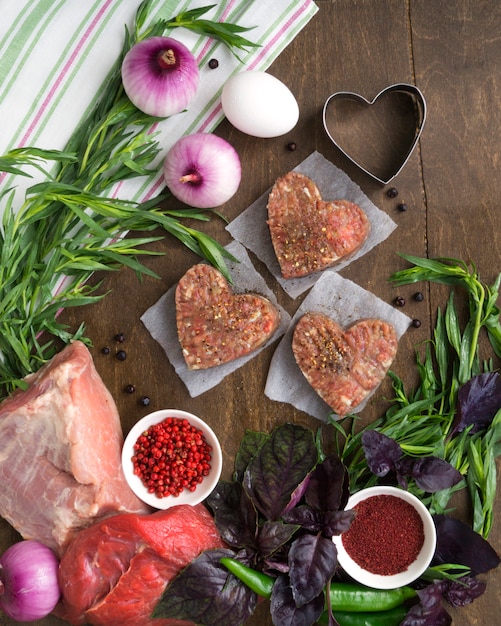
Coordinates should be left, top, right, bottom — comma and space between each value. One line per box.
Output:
1, 1, 500, 624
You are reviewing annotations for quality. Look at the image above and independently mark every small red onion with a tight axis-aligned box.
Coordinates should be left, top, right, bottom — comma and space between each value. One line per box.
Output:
163, 133, 242, 208
121, 36, 200, 117
0, 539, 60, 621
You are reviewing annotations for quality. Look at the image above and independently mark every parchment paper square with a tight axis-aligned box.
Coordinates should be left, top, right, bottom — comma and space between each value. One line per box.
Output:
226, 151, 397, 299
141, 241, 291, 397
265, 271, 412, 421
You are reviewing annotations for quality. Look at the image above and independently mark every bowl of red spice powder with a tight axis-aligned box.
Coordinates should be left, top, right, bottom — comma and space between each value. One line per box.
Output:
333, 486, 436, 589
121, 409, 223, 509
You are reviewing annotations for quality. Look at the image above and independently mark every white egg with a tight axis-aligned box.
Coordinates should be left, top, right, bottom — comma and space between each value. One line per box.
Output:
221, 71, 299, 138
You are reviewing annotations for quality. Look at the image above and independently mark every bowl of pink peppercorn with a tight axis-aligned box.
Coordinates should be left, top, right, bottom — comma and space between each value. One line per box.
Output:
332, 485, 437, 589
122, 409, 223, 509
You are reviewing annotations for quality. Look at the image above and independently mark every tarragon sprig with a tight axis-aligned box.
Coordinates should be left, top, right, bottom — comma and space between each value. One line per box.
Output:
0, 1, 258, 396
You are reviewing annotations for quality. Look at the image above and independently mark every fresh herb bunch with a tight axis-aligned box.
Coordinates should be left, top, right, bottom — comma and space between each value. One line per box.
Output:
152, 422, 499, 626
336, 255, 501, 538
0, 2, 257, 397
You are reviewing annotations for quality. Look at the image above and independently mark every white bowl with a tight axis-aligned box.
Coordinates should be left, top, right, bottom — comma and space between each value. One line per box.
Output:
121, 409, 222, 509
332, 486, 436, 589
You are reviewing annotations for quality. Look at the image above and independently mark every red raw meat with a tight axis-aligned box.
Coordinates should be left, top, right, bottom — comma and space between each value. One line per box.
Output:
0, 341, 149, 556
58, 504, 226, 626
292, 313, 398, 416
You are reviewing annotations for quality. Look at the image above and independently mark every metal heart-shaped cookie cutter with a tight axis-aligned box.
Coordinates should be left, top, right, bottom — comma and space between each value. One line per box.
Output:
322, 83, 427, 185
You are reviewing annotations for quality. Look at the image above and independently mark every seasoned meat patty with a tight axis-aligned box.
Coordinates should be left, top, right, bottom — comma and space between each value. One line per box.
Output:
292, 312, 398, 416
176, 263, 281, 370
267, 172, 370, 278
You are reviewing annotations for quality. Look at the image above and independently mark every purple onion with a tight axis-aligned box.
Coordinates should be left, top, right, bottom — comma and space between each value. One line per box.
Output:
0, 539, 60, 621
163, 133, 242, 208
121, 36, 200, 117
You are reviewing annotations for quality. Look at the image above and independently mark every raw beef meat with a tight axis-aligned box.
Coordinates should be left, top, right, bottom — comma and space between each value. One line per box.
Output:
0, 340, 149, 556
58, 504, 226, 626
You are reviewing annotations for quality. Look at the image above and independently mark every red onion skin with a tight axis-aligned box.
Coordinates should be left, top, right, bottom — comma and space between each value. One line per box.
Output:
163, 133, 242, 209
121, 36, 199, 117
0, 540, 60, 621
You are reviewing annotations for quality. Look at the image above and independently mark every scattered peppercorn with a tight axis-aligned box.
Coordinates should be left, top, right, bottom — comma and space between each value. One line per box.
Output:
413, 291, 424, 302
397, 203, 407, 212
116, 349, 127, 361
394, 296, 406, 307
208, 58, 219, 69
115, 332, 125, 343
287, 141, 297, 151
412, 319, 422, 328
125, 384, 136, 394
139, 395, 151, 407
386, 187, 399, 198
132, 416, 212, 498
101, 346, 110, 355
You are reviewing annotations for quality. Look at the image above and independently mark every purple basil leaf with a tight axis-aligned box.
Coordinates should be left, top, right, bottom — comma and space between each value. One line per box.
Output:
451, 371, 501, 436
270, 574, 324, 626
322, 509, 356, 537
361, 430, 402, 476
206, 480, 258, 549
441, 575, 486, 607
288, 533, 337, 607
433, 514, 501, 575
153, 548, 257, 626
304, 455, 349, 513
283, 472, 311, 514
282, 504, 322, 532
234, 429, 269, 482
400, 582, 452, 626
405, 456, 464, 492
257, 520, 300, 558
243, 423, 319, 521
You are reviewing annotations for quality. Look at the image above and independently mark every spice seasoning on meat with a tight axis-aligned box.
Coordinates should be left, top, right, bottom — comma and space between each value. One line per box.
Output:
341, 494, 425, 575
132, 417, 212, 498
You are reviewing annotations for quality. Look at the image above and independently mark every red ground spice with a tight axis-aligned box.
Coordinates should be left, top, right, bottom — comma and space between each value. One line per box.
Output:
131, 417, 212, 498
341, 494, 425, 576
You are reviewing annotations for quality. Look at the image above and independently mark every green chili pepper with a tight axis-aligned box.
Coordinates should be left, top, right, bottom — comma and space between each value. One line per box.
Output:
316, 605, 408, 626
326, 582, 416, 612
220, 557, 417, 611
220, 557, 275, 598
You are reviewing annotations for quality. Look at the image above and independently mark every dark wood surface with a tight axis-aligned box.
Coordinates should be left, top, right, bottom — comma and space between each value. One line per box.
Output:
1, 1, 500, 624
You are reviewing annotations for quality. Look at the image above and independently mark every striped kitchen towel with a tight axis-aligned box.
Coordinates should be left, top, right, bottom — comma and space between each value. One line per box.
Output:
0, 0, 318, 210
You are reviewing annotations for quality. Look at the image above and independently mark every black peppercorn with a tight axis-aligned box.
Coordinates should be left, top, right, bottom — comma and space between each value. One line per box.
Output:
394, 296, 406, 307
412, 319, 422, 328
397, 203, 407, 212
139, 396, 151, 407
287, 141, 297, 151
387, 187, 399, 198
115, 332, 125, 343
413, 292, 424, 302
125, 384, 135, 394
101, 346, 110, 355
208, 58, 219, 69
116, 350, 127, 361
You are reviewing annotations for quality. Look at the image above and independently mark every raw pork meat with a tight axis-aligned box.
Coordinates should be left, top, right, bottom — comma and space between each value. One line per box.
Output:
0, 340, 149, 556
58, 504, 226, 626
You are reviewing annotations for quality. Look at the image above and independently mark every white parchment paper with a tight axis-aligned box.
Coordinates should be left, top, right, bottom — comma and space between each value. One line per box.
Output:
226, 151, 397, 299
141, 241, 291, 397
265, 271, 412, 421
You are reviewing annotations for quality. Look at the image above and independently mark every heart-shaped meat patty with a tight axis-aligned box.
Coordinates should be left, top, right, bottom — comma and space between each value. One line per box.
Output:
292, 312, 398, 416
176, 264, 280, 370
267, 172, 370, 279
